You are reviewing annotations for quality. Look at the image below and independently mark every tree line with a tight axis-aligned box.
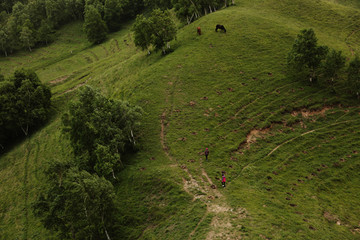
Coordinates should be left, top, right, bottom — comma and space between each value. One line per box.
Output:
287, 28, 360, 98
0, 69, 51, 150
0, 0, 234, 55
33, 86, 143, 239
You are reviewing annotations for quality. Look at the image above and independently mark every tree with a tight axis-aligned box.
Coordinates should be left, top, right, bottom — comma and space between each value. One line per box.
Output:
347, 56, 360, 98
19, 19, 35, 51
13, 69, 52, 136
45, 0, 68, 27
132, 9, 177, 54
83, 5, 108, 44
144, 0, 172, 10
0, 69, 51, 149
103, 0, 144, 32
33, 167, 117, 240
104, 0, 123, 32
62, 86, 142, 178
5, 15, 20, 53
132, 14, 152, 54
0, 28, 9, 56
287, 28, 329, 83
172, 0, 223, 24
0, 79, 17, 148
149, 9, 177, 54
37, 19, 54, 45
321, 49, 345, 90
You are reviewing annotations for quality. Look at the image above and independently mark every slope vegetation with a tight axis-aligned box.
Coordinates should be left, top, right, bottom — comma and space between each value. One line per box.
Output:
1, 0, 360, 239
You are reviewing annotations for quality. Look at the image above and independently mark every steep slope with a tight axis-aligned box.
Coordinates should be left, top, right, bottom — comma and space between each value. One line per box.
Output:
1, 0, 360, 239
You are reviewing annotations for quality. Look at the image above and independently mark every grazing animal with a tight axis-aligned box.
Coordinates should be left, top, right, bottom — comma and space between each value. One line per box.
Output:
197, 26, 202, 35
215, 24, 226, 33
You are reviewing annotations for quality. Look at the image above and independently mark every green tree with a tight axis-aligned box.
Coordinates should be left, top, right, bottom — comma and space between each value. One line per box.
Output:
287, 28, 329, 83
26, 0, 47, 29
321, 49, 345, 89
347, 56, 360, 98
104, 0, 123, 31
33, 167, 117, 240
37, 19, 54, 45
144, 0, 172, 10
149, 9, 177, 54
45, 0, 67, 27
0, 28, 9, 56
132, 14, 152, 54
62, 86, 142, 178
172, 0, 223, 23
0, 69, 51, 149
132, 9, 177, 54
12, 69, 51, 136
0, 79, 17, 148
5, 15, 20, 53
83, 4, 108, 44
19, 19, 35, 51
64, 0, 85, 20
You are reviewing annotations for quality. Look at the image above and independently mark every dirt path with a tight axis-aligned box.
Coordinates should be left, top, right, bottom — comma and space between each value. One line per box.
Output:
160, 92, 247, 239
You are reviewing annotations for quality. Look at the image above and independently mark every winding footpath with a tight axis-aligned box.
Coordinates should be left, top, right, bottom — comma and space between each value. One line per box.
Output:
160, 99, 247, 239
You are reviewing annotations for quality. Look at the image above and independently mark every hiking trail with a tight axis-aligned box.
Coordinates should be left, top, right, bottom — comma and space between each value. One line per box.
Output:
160, 87, 247, 239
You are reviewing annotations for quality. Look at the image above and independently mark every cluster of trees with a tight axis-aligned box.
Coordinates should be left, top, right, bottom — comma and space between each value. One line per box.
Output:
0, 69, 51, 150
0, 0, 144, 54
33, 162, 118, 239
0, 0, 85, 56
0, 0, 234, 54
83, 0, 144, 43
172, 0, 235, 24
287, 28, 360, 98
132, 9, 177, 54
34, 86, 143, 239
62, 86, 143, 178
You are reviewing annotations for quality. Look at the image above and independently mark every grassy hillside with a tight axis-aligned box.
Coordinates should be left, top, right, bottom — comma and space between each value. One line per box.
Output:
1, 0, 360, 239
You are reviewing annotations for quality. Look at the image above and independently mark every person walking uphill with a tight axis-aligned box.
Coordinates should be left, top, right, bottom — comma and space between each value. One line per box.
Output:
222, 172, 226, 188
205, 148, 209, 160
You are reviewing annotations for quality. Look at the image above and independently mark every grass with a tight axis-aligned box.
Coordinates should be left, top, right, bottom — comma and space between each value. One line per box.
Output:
1, 0, 360, 239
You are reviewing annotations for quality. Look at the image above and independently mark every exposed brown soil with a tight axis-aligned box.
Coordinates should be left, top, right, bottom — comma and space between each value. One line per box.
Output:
291, 107, 332, 118
49, 75, 69, 84
324, 212, 339, 223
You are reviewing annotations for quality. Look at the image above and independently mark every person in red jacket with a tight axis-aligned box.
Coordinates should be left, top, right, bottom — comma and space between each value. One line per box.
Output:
222, 172, 226, 188
205, 148, 209, 160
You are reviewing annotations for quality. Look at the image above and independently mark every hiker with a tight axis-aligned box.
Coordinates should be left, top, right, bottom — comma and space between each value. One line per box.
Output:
205, 148, 209, 160
222, 172, 226, 187
215, 24, 226, 33
197, 26, 202, 35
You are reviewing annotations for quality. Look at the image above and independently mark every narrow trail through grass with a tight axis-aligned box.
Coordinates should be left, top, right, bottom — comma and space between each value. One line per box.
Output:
160, 79, 247, 239
267, 119, 359, 156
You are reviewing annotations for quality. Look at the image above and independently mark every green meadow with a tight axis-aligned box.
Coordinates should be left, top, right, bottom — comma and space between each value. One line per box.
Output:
1, 0, 360, 239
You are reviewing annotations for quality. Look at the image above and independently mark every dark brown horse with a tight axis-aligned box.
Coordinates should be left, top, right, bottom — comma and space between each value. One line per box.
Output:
215, 24, 226, 33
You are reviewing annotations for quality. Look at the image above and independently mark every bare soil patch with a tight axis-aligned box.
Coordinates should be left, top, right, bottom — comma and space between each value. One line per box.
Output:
49, 75, 69, 85
291, 107, 332, 118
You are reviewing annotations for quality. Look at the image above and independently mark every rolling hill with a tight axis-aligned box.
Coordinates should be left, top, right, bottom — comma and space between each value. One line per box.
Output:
1, 0, 360, 239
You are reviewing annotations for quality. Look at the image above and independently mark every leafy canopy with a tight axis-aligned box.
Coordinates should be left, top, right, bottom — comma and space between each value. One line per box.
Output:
83, 4, 108, 44
33, 165, 117, 240
0, 69, 51, 149
287, 28, 329, 82
132, 9, 177, 54
347, 56, 360, 97
62, 86, 143, 178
